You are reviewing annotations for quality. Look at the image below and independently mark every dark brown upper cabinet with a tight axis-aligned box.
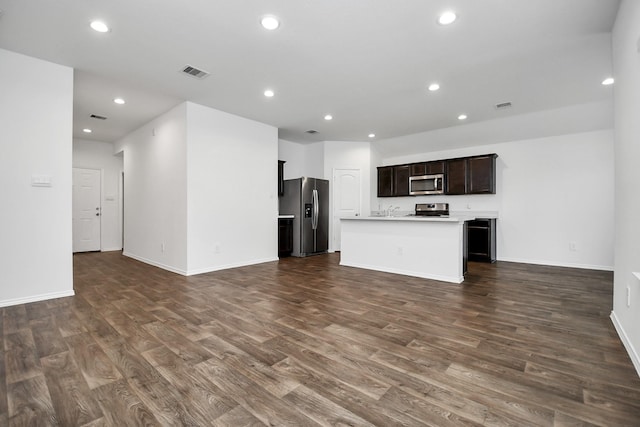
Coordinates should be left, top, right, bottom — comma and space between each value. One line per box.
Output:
394, 165, 411, 196
278, 160, 285, 196
446, 154, 497, 195
468, 154, 497, 194
445, 158, 467, 195
377, 166, 394, 197
410, 160, 445, 176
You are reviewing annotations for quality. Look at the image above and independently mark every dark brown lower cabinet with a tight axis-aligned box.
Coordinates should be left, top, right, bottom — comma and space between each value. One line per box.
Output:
467, 218, 496, 263
278, 218, 293, 257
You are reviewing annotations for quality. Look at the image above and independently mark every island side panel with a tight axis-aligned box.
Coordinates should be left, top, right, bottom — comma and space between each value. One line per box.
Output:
339, 218, 465, 283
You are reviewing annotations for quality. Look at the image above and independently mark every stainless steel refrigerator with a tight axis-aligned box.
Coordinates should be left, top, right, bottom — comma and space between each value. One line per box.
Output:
279, 177, 329, 257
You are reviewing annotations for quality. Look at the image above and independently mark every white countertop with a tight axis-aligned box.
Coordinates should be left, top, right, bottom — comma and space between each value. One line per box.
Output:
342, 211, 498, 223
343, 215, 465, 223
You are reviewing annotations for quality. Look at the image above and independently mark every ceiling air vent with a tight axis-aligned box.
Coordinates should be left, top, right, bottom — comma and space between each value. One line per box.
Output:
181, 65, 210, 79
495, 101, 513, 110
305, 130, 318, 134
90, 114, 107, 120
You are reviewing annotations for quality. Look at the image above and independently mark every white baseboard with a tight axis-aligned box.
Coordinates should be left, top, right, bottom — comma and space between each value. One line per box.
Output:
122, 252, 188, 276
187, 257, 279, 276
0, 290, 75, 308
123, 252, 279, 277
610, 310, 640, 377
498, 257, 613, 272
101, 247, 123, 252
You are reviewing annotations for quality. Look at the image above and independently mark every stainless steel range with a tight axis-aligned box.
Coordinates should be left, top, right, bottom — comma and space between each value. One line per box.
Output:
415, 203, 449, 217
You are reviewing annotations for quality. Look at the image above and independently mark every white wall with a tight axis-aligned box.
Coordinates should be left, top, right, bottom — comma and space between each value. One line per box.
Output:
373, 100, 612, 159
611, 0, 640, 375
0, 49, 74, 306
278, 139, 326, 180
375, 129, 615, 271
72, 139, 123, 251
114, 104, 188, 274
186, 102, 279, 274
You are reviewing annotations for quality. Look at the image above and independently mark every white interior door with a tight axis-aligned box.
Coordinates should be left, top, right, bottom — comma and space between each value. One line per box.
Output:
332, 168, 361, 251
73, 168, 101, 252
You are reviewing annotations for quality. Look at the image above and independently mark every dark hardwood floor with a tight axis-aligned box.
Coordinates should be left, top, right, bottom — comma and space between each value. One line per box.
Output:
2, 252, 639, 426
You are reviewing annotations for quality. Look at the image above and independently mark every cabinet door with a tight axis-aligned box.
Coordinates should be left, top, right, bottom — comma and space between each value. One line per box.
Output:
468, 155, 496, 194
446, 158, 467, 195
377, 166, 394, 197
278, 218, 293, 257
410, 163, 427, 176
394, 165, 411, 196
426, 160, 445, 175
278, 160, 285, 196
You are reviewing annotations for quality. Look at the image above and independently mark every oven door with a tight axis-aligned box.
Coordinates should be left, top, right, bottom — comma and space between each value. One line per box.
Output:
409, 174, 444, 195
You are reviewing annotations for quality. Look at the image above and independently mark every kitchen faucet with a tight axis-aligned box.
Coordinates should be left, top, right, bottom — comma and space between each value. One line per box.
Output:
387, 205, 400, 217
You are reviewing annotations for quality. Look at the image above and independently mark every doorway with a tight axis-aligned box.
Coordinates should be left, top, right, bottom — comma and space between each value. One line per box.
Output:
72, 168, 101, 252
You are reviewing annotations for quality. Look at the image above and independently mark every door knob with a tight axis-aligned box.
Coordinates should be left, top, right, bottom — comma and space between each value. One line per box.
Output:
96, 213, 100, 216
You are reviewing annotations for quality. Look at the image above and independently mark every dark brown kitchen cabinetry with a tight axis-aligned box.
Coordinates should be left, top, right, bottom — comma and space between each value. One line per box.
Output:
377, 165, 411, 197
446, 154, 497, 195
278, 160, 285, 196
446, 158, 467, 195
467, 218, 496, 263
377, 166, 394, 197
278, 217, 293, 257
410, 160, 445, 176
468, 154, 497, 194
393, 165, 411, 196
377, 154, 497, 197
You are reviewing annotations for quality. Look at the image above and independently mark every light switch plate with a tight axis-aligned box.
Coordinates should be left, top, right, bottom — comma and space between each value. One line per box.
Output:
31, 175, 52, 187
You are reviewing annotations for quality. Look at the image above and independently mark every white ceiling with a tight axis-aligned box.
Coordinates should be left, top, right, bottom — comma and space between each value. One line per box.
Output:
0, 0, 620, 144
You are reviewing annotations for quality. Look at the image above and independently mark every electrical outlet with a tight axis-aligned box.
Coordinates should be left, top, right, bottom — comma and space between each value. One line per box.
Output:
214, 243, 221, 254
161, 242, 165, 252
627, 285, 631, 307
569, 242, 577, 252
397, 246, 403, 256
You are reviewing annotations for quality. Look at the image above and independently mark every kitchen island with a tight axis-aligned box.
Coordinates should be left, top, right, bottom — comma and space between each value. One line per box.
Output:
340, 213, 496, 283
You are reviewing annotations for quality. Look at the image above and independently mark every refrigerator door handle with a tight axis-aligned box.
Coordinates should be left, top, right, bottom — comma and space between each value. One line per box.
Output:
312, 189, 319, 230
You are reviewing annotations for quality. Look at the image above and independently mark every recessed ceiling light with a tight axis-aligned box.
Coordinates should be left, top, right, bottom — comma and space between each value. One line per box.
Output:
438, 11, 457, 25
90, 20, 110, 33
264, 89, 275, 97
368, 133, 376, 138
261, 15, 280, 30
83, 128, 92, 133
602, 77, 614, 86
428, 83, 440, 91
458, 114, 468, 120
324, 114, 333, 121
113, 98, 125, 105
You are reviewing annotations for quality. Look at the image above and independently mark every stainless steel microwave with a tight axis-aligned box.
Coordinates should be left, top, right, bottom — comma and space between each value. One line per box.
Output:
409, 173, 444, 195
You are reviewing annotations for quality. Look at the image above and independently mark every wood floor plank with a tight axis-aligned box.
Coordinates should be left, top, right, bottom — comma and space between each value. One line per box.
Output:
101, 341, 205, 426
40, 351, 103, 426
0, 251, 638, 425
4, 329, 42, 384
64, 333, 123, 390
30, 316, 68, 358
142, 345, 238, 421
282, 385, 376, 427
92, 380, 160, 426
195, 357, 320, 426
7, 375, 57, 426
